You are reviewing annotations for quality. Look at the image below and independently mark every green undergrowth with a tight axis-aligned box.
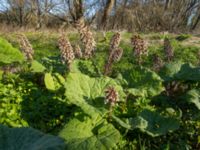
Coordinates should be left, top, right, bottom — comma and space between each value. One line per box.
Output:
0, 31, 199, 150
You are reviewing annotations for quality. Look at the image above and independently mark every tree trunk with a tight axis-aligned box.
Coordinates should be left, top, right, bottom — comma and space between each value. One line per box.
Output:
19, 6, 23, 27
101, 0, 115, 30
120, 0, 128, 29
164, 0, 171, 10
35, 0, 42, 29
68, 0, 83, 22
191, 14, 200, 30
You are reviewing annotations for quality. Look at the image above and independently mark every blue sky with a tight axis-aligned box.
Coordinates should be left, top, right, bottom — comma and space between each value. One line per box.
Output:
0, 0, 8, 11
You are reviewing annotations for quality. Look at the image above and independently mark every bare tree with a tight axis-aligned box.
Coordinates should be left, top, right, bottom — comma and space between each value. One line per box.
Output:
100, 0, 115, 30
0, 0, 199, 31
66, 0, 83, 22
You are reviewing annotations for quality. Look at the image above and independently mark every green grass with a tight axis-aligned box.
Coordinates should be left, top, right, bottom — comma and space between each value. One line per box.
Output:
1, 31, 199, 67
175, 34, 191, 41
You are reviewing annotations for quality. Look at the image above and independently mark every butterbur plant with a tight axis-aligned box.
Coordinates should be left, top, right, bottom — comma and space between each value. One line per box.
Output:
74, 18, 96, 59
73, 45, 82, 58
58, 33, 75, 71
105, 86, 119, 118
131, 35, 148, 64
164, 37, 174, 62
19, 34, 34, 61
104, 33, 123, 75
104, 48, 123, 75
110, 32, 121, 51
153, 54, 164, 71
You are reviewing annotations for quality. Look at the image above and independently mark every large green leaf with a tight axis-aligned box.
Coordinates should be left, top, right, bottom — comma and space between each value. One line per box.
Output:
159, 61, 183, 82
30, 60, 46, 73
44, 73, 65, 91
0, 124, 65, 150
44, 73, 56, 91
185, 89, 200, 110
70, 60, 99, 76
0, 37, 24, 65
123, 67, 164, 97
64, 73, 125, 117
0, 70, 3, 80
54, 73, 65, 85
59, 116, 121, 150
174, 64, 200, 81
160, 62, 200, 82
129, 109, 180, 137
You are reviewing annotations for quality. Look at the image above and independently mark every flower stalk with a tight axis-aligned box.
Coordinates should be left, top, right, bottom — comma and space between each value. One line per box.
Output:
104, 48, 123, 75
58, 33, 75, 71
104, 33, 123, 75
105, 86, 119, 119
74, 18, 96, 59
164, 37, 174, 62
131, 35, 148, 65
19, 34, 34, 61
110, 32, 121, 51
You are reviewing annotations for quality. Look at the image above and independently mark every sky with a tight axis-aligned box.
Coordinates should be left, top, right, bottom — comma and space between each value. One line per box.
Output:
0, 0, 8, 12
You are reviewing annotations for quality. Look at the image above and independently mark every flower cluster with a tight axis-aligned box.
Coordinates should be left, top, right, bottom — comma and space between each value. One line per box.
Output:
74, 18, 96, 59
104, 33, 123, 75
164, 37, 174, 61
58, 34, 75, 70
73, 45, 82, 58
131, 35, 148, 64
105, 86, 119, 106
110, 32, 121, 51
19, 34, 34, 61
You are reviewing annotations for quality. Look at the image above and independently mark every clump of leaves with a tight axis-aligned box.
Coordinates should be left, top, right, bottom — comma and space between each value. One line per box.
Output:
0, 37, 24, 64
64, 72, 125, 118
0, 124, 65, 150
159, 62, 200, 82
44, 72, 65, 91
74, 17, 96, 59
176, 34, 191, 41
122, 67, 164, 97
58, 33, 75, 71
164, 37, 174, 62
0, 82, 28, 127
184, 89, 200, 110
59, 115, 121, 150
18, 34, 34, 61
128, 109, 180, 137
131, 35, 148, 64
